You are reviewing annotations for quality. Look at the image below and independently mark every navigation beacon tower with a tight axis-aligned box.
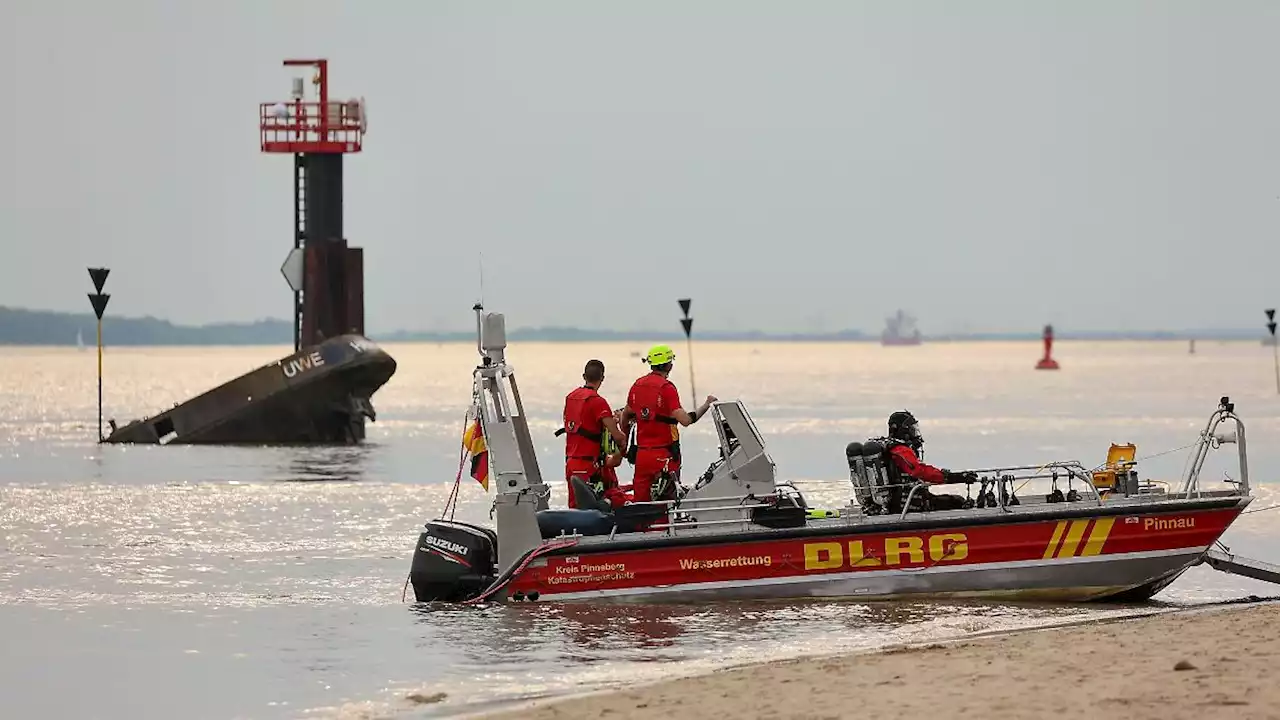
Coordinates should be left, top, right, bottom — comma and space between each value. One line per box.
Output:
260, 59, 368, 351
99, 59, 395, 446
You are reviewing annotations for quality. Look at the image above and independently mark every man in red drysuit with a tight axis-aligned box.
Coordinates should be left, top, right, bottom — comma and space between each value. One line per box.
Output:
560, 359, 630, 509
885, 410, 973, 511
620, 344, 716, 505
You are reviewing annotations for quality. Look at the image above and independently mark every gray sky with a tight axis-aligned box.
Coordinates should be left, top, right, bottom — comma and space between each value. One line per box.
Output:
4, 1, 1280, 334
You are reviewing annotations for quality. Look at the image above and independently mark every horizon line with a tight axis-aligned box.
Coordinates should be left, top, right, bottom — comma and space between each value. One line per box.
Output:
0, 305, 1274, 340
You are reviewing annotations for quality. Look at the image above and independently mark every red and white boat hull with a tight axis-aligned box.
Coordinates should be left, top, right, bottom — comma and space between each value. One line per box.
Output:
509, 501, 1246, 603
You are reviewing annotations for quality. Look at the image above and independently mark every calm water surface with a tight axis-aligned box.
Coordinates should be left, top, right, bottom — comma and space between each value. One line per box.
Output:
2, 340, 1279, 719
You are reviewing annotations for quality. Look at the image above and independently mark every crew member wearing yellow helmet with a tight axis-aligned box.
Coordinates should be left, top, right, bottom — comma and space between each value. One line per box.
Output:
621, 344, 717, 506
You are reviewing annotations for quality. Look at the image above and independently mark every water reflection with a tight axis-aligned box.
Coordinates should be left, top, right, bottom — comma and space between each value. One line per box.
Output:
277, 445, 374, 482
393, 597, 1149, 719
556, 603, 688, 653
403, 597, 1080, 672
410, 602, 693, 657
5, 343, 1280, 720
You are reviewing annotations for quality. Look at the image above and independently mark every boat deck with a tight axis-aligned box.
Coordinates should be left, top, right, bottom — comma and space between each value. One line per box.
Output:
558, 488, 1250, 551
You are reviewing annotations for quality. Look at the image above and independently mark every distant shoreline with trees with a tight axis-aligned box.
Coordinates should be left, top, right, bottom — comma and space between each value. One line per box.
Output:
0, 306, 1271, 346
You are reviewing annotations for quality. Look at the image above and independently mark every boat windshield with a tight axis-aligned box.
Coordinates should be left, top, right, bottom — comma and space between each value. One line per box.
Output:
714, 401, 768, 462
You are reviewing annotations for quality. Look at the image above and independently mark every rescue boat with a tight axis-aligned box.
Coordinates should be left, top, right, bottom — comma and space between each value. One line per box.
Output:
407, 308, 1256, 605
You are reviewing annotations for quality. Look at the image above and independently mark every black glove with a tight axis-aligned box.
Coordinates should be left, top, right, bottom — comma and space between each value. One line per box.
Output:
943, 469, 978, 483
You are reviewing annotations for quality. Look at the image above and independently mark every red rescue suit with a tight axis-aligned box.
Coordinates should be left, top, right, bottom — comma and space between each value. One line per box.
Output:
888, 444, 946, 484
562, 386, 626, 509
626, 372, 683, 504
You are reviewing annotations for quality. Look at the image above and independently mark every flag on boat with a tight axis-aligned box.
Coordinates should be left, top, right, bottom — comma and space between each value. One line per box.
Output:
462, 416, 489, 491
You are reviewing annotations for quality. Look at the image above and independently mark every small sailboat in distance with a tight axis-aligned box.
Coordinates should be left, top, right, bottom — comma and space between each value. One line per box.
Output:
76, 329, 85, 351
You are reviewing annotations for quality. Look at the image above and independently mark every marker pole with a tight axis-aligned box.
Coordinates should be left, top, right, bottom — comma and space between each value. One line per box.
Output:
88, 268, 111, 442
97, 318, 103, 442
686, 333, 697, 402
1267, 310, 1279, 395
678, 299, 696, 401
1272, 338, 1278, 395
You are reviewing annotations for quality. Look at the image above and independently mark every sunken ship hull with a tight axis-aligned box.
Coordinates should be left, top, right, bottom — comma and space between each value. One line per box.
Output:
104, 334, 395, 445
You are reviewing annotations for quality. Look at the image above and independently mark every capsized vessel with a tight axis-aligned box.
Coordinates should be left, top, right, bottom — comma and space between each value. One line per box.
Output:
408, 309, 1256, 605
104, 334, 395, 444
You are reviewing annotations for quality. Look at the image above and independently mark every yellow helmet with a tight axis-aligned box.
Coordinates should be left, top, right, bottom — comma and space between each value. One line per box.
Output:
645, 344, 675, 366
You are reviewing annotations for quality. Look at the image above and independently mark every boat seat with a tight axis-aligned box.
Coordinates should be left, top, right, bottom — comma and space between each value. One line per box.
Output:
613, 503, 668, 532
536, 509, 616, 538
568, 475, 612, 513
534, 506, 664, 538
537, 477, 616, 538
533, 476, 669, 537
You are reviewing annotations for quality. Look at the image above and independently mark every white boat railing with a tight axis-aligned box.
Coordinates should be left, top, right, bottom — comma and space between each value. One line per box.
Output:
601, 491, 794, 538
1181, 397, 1248, 498
897, 461, 1105, 520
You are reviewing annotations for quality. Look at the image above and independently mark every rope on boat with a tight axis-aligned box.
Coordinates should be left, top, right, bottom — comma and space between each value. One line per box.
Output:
405, 397, 482, 603
441, 378, 486, 521
1128, 441, 1202, 466
1210, 502, 1280, 557
1009, 440, 1204, 497
440, 406, 475, 522
462, 537, 580, 605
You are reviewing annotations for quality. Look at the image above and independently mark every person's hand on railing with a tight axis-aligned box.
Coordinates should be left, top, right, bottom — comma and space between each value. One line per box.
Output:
943, 470, 979, 484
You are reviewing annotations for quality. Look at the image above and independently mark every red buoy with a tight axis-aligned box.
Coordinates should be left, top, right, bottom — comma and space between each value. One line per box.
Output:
1036, 324, 1060, 370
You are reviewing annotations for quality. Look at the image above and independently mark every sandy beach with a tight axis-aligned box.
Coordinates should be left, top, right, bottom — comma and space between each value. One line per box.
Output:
478, 602, 1280, 720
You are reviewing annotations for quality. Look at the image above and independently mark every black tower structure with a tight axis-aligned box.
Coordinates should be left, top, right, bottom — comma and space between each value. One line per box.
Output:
261, 58, 367, 350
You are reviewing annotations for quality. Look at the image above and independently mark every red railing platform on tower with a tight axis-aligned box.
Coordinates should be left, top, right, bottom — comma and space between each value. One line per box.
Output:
260, 99, 364, 153
260, 58, 365, 154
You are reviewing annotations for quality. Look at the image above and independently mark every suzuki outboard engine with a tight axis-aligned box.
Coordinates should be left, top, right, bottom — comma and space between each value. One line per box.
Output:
846, 440, 893, 515
409, 520, 497, 602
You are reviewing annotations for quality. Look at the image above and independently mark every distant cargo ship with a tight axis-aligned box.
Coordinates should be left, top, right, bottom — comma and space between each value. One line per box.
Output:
881, 310, 922, 346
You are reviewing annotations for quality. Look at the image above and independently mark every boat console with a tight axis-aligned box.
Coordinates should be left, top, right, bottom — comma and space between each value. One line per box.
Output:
534, 400, 793, 536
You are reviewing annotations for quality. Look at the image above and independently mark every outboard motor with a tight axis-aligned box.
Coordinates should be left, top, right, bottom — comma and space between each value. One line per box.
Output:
409, 520, 497, 603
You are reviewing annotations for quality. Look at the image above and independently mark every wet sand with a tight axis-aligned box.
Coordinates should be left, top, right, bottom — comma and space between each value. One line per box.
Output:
479, 602, 1280, 720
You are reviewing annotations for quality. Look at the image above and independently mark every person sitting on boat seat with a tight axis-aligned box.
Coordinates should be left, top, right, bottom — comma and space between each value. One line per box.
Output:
885, 410, 975, 512
558, 359, 631, 510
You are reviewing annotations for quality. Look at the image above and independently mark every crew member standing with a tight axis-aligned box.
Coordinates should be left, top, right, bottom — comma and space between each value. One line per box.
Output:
622, 345, 716, 504
561, 359, 629, 509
